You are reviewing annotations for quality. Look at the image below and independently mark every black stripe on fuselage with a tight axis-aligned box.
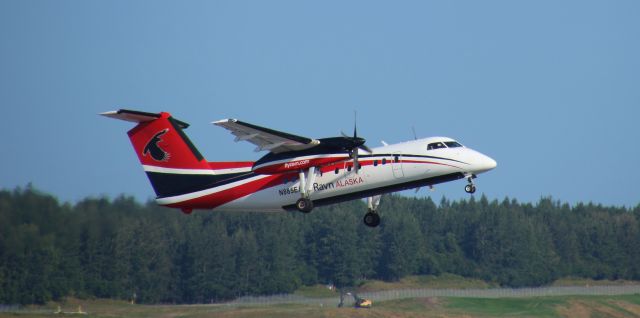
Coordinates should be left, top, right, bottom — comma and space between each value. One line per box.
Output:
358, 153, 469, 165
150, 153, 467, 199
256, 150, 468, 168
255, 147, 350, 167
281, 172, 466, 211
146, 171, 256, 198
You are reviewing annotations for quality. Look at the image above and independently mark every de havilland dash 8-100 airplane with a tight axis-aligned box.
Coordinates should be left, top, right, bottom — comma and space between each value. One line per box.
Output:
102, 109, 496, 227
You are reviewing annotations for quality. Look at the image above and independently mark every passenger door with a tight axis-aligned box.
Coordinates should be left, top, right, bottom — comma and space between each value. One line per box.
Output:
392, 152, 404, 178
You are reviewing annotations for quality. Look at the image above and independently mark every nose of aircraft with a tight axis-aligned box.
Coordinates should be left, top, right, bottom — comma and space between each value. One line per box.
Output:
475, 153, 497, 173
485, 155, 497, 170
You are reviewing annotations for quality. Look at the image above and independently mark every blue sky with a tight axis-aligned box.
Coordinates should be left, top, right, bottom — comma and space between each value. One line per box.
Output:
1, 1, 638, 207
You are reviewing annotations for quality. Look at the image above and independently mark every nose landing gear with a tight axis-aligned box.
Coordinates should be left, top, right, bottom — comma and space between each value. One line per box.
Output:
465, 184, 476, 194
464, 175, 477, 194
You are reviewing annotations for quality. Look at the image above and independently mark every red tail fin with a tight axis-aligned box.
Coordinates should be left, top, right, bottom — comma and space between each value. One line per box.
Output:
126, 112, 207, 170
102, 109, 213, 198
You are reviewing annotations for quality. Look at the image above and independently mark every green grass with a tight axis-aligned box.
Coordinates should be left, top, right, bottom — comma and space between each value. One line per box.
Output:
2, 295, 640, 318
458, 295, 640, 317
3, 275, 640, 318
375, 297, 444, 312
444, 297, 565, 317
377, 294, 640, 317
620, 294, 640, 306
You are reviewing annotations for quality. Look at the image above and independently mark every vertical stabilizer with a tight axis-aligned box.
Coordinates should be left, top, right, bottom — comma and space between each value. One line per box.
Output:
102, 109, 214, 198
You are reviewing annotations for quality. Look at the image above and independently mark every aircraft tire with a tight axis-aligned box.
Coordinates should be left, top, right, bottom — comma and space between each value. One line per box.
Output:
465, 184, 476, 194
296, 198, 314, 213
363, 212, 380, 227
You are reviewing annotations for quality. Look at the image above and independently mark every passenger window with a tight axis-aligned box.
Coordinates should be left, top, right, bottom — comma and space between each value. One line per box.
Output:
347, 165, 352, 172
334, 168, 339, 174
374, 160, 378, 166
382, 158, 387, 165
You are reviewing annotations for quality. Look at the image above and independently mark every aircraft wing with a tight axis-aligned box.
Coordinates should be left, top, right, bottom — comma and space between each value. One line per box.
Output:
213, 119, 320, 153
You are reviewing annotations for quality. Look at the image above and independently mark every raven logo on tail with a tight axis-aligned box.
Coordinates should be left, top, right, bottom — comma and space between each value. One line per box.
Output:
143, 129, 171, 162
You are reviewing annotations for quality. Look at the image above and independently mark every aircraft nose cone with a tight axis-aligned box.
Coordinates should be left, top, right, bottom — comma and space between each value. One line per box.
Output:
486, 156, 497, 170
477, 155, 497, 172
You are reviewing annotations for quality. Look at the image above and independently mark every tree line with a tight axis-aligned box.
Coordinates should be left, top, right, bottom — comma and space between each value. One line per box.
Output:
1, 186, 638, 304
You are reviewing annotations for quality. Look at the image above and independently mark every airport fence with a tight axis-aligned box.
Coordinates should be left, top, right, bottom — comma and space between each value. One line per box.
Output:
227, 285, 640, 307
0, 305, 51, 314
0, 305, 20, 312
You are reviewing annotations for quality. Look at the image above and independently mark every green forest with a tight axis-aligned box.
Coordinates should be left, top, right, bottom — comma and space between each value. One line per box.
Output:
1, 186, 639, 305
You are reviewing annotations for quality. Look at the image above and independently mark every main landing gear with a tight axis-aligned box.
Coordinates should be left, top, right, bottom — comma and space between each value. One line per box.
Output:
296, 197, 313, 213
294, 166, 382, 228
464, 174, 477, 194
295, 167, 317, 213
363, 195, 382, 227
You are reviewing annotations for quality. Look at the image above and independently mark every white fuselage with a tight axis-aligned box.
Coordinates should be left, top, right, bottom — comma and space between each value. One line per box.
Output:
176, 137, 496, 212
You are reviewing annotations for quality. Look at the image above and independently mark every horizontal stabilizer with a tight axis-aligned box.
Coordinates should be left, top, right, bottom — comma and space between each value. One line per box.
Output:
101, 109, 189, 128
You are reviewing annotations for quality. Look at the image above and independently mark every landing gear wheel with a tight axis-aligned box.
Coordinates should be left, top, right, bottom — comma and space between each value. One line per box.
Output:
465, 184, 476, 194
363, 212, 380, 227
296, 198, 314, 213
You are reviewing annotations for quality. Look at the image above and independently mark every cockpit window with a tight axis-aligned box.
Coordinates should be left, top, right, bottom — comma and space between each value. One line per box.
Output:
427, 142, 447, 150
444, 141, 463, 148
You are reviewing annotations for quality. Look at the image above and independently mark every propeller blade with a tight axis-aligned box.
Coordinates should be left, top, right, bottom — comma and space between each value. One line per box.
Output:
335, 111, 371, 164
353, 111, 358, 139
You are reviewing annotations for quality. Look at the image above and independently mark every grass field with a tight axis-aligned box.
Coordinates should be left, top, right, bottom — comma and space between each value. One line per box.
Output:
3, 276, 640, 318
2, 294, 640, 318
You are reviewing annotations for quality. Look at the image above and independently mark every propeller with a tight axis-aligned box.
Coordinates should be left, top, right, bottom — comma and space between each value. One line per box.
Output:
320, 112, 371, 173
342, 111, 372, 174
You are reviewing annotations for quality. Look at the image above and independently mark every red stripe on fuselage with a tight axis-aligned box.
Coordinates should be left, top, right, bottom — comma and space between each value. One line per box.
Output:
208, 161, 254, 169
165, 157, 460, 210
254, 156, 347, 174
165, 173, 293, 210
399, 160, 461, 169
